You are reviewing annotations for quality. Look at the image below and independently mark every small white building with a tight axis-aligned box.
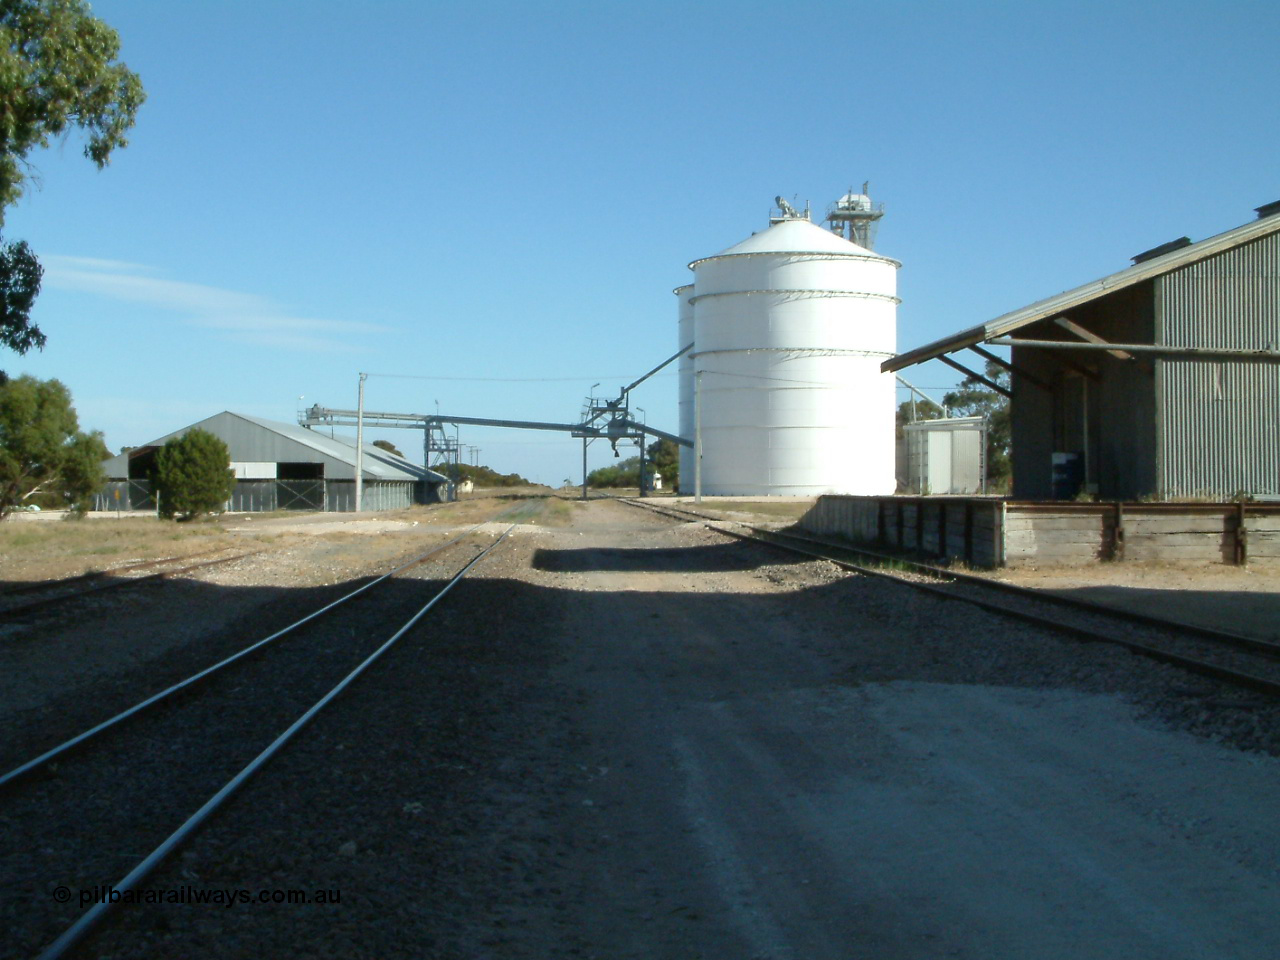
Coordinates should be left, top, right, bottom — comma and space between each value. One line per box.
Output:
902, 417, 988, 495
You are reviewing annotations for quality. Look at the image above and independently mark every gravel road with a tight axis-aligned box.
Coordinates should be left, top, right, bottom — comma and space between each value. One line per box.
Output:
6, 497, 1280, 958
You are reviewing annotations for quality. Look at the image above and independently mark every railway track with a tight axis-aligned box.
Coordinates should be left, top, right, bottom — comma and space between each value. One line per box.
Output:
0, 549, 265, 622
621, 497, 1280, 699
2, 518, 517, 959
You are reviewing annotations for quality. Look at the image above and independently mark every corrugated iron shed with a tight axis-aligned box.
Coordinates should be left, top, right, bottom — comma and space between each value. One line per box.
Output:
102, 411, 447, 483
884, 210, 1280, 373
884, 206, 1280, 500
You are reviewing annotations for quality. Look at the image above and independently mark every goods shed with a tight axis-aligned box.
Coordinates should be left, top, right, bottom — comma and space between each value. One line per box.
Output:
885, 203, 1280, 501
97, 411, 449, 512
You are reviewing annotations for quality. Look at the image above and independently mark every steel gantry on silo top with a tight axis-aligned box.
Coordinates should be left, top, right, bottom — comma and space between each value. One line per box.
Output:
679, 197, 901, 496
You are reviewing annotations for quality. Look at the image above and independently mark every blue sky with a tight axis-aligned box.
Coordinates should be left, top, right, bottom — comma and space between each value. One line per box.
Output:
5, 0, 1277, 485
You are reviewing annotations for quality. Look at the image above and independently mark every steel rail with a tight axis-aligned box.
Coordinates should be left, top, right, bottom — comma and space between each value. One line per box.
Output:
619, 498, 1280, 699
35, 524, 515, 960
0, 551, 266, 621
0, 517, 507, 793
750, 526, 1280, 660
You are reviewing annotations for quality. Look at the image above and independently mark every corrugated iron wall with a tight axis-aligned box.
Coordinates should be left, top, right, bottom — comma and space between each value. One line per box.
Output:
324, 481, 415, 512
1157, 232, 1280, 497
93, 479, 425, 512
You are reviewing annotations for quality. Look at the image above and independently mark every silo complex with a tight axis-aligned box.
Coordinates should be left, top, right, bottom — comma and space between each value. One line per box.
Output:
677, 208, 899, 496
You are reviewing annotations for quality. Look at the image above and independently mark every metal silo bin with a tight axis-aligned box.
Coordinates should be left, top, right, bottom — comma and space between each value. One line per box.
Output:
687, 212, 899, 496
675, 283, 695, 491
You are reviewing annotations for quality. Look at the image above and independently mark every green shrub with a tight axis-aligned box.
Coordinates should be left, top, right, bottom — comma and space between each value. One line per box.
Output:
153, 429, 235, 521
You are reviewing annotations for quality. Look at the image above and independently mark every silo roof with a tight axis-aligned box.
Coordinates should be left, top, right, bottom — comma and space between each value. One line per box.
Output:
690, 218, 900, 268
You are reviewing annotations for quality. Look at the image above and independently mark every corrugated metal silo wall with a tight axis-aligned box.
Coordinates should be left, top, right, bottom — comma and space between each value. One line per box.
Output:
1157, 232, 1280, 497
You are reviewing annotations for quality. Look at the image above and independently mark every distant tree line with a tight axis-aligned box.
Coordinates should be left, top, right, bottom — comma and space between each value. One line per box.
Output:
587, 439, 679, 489
371, 440, 531, 487
453, 462, 531, 487
587, 456, 643, 488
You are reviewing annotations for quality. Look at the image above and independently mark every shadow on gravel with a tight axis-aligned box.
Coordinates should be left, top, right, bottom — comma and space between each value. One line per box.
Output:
0, 573, 392, 741
0, 574, 297, 629
8, 547, 1280, 960
530, 540, 801, 573
1048, 584, 1280, 642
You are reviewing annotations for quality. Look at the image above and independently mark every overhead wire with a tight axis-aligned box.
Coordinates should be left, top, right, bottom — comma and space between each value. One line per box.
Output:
366, 372, 676, 383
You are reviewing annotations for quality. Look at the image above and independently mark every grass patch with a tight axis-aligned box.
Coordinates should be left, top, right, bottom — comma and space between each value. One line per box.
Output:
694, 499, 815, 523
540, 498, 573, 525
0, 517, 240, 584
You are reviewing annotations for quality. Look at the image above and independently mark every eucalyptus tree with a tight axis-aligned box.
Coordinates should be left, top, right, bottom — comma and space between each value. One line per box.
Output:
0, 0, 145, 365
0, 373, 106, 516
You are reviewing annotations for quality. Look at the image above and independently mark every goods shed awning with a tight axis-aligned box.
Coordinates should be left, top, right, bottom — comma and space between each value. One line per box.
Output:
883, 207, 1280, 377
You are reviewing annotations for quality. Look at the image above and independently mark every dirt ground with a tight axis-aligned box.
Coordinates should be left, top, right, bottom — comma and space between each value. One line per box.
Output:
6, 496, 1280, 958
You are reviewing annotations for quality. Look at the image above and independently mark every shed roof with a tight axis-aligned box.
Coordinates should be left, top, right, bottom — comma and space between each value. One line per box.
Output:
102, 411, 448, 483
884, 208, 1280, 373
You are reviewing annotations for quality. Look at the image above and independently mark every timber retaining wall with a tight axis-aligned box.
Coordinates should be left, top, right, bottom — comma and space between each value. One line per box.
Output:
797, 496, 1280, 568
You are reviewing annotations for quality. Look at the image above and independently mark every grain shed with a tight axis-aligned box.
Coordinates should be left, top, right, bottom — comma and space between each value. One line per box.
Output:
885, 203, 1280, 501
97, 411, 449, 512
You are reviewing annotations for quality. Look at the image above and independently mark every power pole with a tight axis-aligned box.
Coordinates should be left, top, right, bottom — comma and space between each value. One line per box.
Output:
637, 408, 648, 498
638, 435, 648, 498
354, 372, 367, 512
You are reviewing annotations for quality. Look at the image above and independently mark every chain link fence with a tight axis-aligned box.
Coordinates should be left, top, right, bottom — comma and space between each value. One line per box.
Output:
94, 480, 155, 511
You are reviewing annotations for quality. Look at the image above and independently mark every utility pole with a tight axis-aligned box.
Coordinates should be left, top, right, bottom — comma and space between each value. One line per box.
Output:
694, 369, 703, 503
637, 407, 647, 498
581, 437, 588, 501
354, 372, 367, 512
638, 436, 648, 498
453, 424, 462, 500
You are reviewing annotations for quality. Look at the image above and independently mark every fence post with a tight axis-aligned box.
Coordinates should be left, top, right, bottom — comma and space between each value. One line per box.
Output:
1234, 501, 1248, 566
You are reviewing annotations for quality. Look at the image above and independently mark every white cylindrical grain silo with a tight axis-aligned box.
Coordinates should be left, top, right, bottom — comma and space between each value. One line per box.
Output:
675, 283, 695, 490
687, 214, 899, 496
